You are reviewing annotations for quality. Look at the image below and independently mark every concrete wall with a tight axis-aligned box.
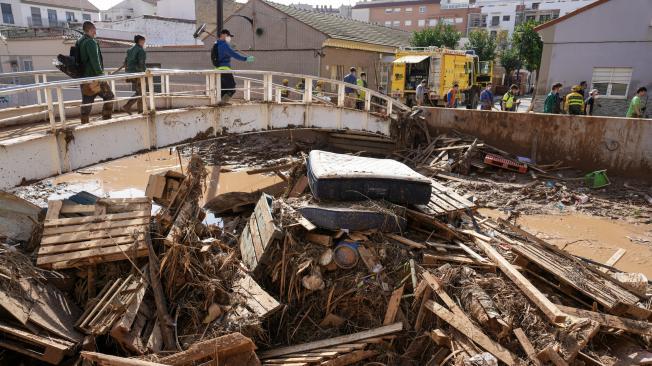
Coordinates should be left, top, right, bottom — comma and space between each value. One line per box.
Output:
0, 103, 392, 189
537, 0, 652, 116
425, 107, 652, 180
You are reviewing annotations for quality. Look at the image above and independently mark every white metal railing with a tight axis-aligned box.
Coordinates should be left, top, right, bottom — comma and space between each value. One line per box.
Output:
0, 69, 409, 132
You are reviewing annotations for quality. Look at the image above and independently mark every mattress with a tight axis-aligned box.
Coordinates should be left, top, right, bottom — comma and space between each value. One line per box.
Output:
299, 203, 406, 232
307, 150, 431, 205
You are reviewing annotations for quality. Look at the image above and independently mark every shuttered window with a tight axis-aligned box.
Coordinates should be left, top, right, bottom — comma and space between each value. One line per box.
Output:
591, 67, 632, 98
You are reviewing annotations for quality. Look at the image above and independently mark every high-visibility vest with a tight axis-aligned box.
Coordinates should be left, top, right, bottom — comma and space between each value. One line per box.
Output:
565, 92, 584, 115
502, 92, 515, 109
357, 79, 366, 100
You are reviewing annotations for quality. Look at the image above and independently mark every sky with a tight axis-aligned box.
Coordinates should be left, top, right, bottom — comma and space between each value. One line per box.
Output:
89, 0, 354, 11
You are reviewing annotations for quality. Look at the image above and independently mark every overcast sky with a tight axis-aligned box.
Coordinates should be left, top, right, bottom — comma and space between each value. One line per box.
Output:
89, 0, 355, 11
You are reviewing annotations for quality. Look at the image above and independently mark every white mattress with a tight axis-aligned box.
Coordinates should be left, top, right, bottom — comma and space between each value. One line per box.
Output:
308, 150, 430, 183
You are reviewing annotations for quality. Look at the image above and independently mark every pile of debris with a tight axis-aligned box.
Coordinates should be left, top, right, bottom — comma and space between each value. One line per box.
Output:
1, 136, 651, 366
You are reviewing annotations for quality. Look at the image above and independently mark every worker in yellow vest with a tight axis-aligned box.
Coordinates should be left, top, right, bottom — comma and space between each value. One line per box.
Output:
564, 85, 585, 115
501, 84, 520, 111
356, 72, 368, 110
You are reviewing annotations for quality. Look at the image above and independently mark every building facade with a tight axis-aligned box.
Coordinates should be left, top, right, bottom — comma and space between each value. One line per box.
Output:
534, 0, 652, 117
101, 0, 156, 22
0, 0, 99, 28
469, 0, 598, 36
96, 15, 198, 46
352, 0, 479, 34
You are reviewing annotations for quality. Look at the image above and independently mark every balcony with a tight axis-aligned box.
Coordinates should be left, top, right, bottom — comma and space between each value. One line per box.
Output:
27, 17, 70, 28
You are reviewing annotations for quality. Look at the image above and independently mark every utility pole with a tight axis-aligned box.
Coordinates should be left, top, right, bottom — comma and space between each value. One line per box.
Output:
217, 0, 224, 33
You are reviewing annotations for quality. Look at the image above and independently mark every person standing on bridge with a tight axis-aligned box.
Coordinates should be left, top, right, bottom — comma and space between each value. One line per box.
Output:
211, 29, 255, 103
121, 35, 147, 115
501, 84, 519, 112
77, 21, 114, 124
343, 67, 358, 109
356, 72, 368, 110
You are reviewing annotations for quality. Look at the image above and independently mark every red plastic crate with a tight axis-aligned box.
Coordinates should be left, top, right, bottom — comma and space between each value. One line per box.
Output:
484, 153, 528, 173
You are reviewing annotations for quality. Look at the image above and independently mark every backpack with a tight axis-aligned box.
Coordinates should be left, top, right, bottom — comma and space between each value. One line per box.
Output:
211, 43, 219, 68
56, 44, 83, 78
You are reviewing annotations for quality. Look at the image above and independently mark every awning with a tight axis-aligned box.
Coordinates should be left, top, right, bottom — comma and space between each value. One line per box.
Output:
393, 55, 429, 64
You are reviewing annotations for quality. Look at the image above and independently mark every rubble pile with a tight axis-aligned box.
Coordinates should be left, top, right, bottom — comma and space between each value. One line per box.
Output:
0, 131, 651, 366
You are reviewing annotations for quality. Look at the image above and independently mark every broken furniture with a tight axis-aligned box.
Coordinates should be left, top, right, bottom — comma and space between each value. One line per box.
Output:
415, 179, 476, 217
145, 170, 186, 207
239, 193, 282, 276
36, 198, 152, 270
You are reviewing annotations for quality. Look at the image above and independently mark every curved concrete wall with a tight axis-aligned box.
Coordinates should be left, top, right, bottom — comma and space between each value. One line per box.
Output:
0, 103, 391, 189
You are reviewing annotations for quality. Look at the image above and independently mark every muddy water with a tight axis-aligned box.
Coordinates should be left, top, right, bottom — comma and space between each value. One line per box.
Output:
480, 209, 652, 277
48, 148, 283, 200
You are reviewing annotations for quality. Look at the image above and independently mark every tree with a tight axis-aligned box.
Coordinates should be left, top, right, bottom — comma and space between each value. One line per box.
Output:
411, 24, 461, 49
464, 29, 497, 61
499, 47, 520, 86
512, 21, 543, 72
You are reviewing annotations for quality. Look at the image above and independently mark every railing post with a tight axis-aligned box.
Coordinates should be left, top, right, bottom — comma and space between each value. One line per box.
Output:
244, 79, 251, 101
214, 73, 222, 103
44, 87, 56, 130
147, 72, 155, 111
275, 88, 281, 103
41, 74, 48, 106
337, 83, 345, 107
264, 73, 273, 102
205, 74, 211, 97
140, 76, 149, 114
304, 78, 313, 103
34, 74, 42, 105
364, 91, 371, 112
56, 86, 66, 126
386, 99, 393, 116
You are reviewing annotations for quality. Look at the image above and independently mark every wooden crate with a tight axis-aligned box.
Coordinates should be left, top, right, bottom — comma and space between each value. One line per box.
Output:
37, 198, 151, 270
239, 194, 282, 275
416, 180, 476, 216
0, 322, 75, 365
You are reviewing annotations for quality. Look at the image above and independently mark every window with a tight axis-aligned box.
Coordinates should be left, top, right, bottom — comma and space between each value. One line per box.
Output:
532, 2, 540, 10
384, 20, 391, 26
23, 59, 33, 71
502, 15, 510, 21
47, 9, 57, 25
82, 13, 91, 21
30, 6, 42, 26
385, 8, 392, 13
1, 3, 14, 24
525, 15, 536, 22
591, 67, 632, 98
404, 20, 412, 26
490, 30, 497, 38
418, 19, 425, 27
455, 17, 463, 23
442, 17, 454, 24
393, 20, 400, 26
394, 7, 400, 12
419, 6, 426, 13
491, 15, 500, 26
428, 18, 437, 26
405, 7, 412, 12
66, 11, 75, 22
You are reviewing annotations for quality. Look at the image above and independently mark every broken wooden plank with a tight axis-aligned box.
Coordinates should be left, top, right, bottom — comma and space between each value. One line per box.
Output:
321, 350, 378, 366
0, 322, 75, 365
259, 323, 403, 359
555, 304, 652, 336
289, 176, 309, 198
158, 332, 257, 365
44, 210, 150, 227
233, 270, 281, 319
81, 351, 167, 366
385, 233, 426, 249
383, 285, 405, 326
474, 238, 567, 324
305, 232, 333, 247
513, 328, 542, 366
42, 217, 150, 236
430, 329, 451, 347
537, 346, 569, 366
422, 253, 494, 268
424, 300, 517, 365
602, 248, 626, 272
46, 200, 63, 220
297, 216, 316, 231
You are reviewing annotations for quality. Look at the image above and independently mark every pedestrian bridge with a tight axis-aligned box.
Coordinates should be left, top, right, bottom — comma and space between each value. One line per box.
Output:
0, 69, 410, 190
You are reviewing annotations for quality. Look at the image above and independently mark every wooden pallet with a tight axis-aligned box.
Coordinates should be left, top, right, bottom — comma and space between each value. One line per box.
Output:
37, 198, 152, 270
0, 322, 76, 365
75, 273, 146, 335
239, 193, 282, 275
416, 179, 476, 216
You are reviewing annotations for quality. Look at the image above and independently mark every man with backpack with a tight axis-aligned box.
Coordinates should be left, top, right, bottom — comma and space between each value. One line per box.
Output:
76, 21, 114, 124
121, 35, 147, 114
211, 29, 254, 102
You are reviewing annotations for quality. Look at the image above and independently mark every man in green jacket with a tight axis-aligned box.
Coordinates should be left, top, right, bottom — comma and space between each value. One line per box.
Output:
77, 21, 114, 124
122, 35, 146, 114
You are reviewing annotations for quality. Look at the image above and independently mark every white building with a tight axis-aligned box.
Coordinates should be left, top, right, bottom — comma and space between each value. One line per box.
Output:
469, 0, 598, 35
96, 15, 198, 46
157, 0, 195, 21
101, 0, 157, 22
0, 0, 100, 28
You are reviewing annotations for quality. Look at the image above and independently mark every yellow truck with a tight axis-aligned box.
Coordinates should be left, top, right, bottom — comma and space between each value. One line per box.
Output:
390, 47, 493, 108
